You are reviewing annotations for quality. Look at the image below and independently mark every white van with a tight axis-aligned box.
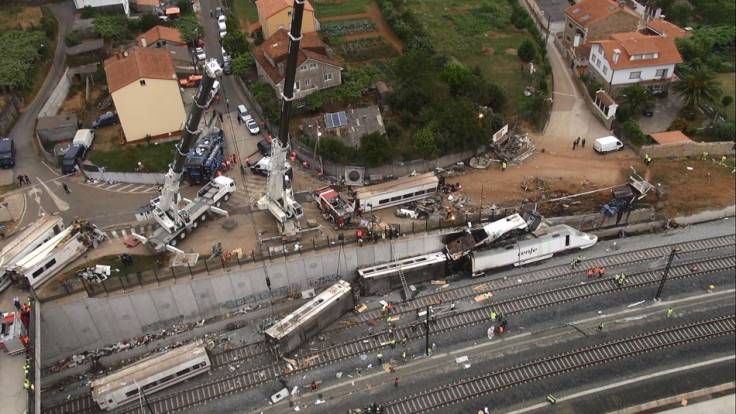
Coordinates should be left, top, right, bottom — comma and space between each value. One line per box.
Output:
72, 129, 95, 149
593, 136, 624, 154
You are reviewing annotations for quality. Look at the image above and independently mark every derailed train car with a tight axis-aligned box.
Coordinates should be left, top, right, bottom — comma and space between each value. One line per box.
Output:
264, 280, 356, 356
357, 252, 449, 296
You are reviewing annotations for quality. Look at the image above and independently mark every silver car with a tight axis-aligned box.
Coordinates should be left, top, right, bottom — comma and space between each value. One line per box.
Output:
245, 119, 260, 135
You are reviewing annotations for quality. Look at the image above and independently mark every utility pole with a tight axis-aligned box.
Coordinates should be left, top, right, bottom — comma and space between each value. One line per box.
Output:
425, 305, 430, 356
654, 249, 678, 301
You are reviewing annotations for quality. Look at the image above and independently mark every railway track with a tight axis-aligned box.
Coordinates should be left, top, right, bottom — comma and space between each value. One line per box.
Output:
109, 253, 733, 414
42, 236, 734, 414
327, 234, 735, 330
384, 314, 736, 413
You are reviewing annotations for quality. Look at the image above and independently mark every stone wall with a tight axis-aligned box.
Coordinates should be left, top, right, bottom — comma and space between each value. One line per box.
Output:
640, 140, 735, 158
0, 95, 21, 135
38, 67, 71, 118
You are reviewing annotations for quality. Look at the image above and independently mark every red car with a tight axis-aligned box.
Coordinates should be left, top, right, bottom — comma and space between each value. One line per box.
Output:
194, 38, 205, 47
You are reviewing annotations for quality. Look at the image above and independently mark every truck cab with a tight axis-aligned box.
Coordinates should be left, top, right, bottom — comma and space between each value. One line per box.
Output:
61, 144, 87, 175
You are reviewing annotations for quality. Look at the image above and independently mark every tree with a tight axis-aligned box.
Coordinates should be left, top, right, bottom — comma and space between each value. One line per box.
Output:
223, 31, 249, 56
93, 15, 129, 41
359, 132, 393, 166
231, 54, 254, 77
617, 84, 656, 117
139, 12, 161, 32
172, 15, 202, 44
411, 126, 439, 159
671, 63, 723, 111
722, 96, 733, 108
517, 39, 536, 63
704, 119, 735, 142
176, 0, 193, 15
440, 62, 472, 96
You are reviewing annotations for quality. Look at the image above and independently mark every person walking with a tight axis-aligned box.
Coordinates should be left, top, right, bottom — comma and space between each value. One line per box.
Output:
450, 301, 456, 311
547, 395, 557, 404
390, 339, 396, 349
572, 140, 577, 151
401, 351, 407, 362
62, 183, 71, 194
597, 323, 604, 332
401, 337, 407, 347
394, 377, 399, 387
598, 267, 605, 278
13, 297, 21, 311
490, 310, 497, 321
581, 138, 586, 148
666, 308, 674, 318
310, 381, 318, 391
377, 352, 383, 365
18, 175, 24, 186
587, 268, 594, 279
23, 175, 30, 185
501, 162, 507, 171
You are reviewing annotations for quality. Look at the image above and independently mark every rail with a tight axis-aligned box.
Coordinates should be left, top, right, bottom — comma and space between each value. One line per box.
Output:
385, 315, 736, 413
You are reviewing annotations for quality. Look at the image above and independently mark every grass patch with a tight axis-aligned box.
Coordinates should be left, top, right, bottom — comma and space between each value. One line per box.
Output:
716, 72, 735, 120
88, 140, 178, 172
410, 0, 541, 120
231, 0, 259, 31
312, 0, 371, 18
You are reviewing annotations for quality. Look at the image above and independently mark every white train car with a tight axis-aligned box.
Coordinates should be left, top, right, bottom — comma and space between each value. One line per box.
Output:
90, 340, 211, 411
471, 225, 597, 277
355, 173, 439, 213
358, 252, 448, 295
265, 280, 355, 356
0, 215, 64, 269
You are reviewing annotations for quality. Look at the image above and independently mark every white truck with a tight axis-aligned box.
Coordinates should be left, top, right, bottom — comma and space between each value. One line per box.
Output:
593, 135, 624, 154
133, 175, 235, 253
73, 128, 95, 149
4, 218, 107, 290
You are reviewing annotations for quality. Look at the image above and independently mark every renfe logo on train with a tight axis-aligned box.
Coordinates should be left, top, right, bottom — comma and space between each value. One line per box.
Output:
518, 247, 539, 257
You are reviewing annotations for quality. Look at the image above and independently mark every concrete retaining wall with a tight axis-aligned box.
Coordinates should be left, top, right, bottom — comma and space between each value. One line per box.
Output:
640, 141, 735, 159
38, 68, 71, 118
39, 234, 444, 364
84, 171, 166, 185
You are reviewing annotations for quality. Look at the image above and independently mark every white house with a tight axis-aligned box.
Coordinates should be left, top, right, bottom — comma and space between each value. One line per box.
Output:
73, 0, 130, 16
588, 31, 682, 95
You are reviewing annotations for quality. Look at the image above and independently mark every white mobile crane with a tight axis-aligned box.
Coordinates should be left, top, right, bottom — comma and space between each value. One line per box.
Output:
133, 59, 236, 254
255, 0, 308, 239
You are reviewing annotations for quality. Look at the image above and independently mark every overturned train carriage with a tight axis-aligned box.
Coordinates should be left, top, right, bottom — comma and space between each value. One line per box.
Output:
358, 252, 449, 296
264, 280, 356, 356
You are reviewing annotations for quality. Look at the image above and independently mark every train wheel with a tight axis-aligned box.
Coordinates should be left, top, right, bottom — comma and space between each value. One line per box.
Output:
179, 230, 187, 240
192, 221, 199, 229
223, 194, 231, 202
216, 201, 222, 208
200, 213, 208, 222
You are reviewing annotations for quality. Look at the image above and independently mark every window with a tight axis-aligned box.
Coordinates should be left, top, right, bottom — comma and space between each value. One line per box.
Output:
294, 81, 300, 90
309, 62, 317, 69
656, 68, 668, 78
324, 73, 333, 81
287, 11, 292, 16
592, 56, 597, 65
140, 80, 146, 86
603, 67, 608, 74
300, 65, 307, 71
629, 71, 641, 79
568, 23, 573, 29
304, 78, 311, 86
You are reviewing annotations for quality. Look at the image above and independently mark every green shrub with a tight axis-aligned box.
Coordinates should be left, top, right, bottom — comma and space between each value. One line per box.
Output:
64, 32, 82, 47
517, 39, 536, 62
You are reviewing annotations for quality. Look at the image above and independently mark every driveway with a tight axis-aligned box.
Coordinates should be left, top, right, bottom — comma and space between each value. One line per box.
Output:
638, 95, 684, 135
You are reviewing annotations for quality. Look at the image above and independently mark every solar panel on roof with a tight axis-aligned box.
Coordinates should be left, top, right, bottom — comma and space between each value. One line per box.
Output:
324, 113, 334, 128
337, 111, 347, 126
325, 111, 348, 128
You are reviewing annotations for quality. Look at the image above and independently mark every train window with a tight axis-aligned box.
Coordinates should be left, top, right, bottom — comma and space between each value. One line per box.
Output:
506, 245, 514, 250
45, 258, 57, 270
565, 235, 570, 246
177, 367, 190, 376
378, 198, 389, 205
391, 196, 401, 202
402, 193, 412, 199
32, 268, 44, 278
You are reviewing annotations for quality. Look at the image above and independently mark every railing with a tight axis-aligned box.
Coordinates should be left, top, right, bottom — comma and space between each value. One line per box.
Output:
36, 205, 662, 303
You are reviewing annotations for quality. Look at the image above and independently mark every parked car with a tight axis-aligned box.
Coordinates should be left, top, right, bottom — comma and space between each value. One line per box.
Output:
214, 6, 223, 18
217, 15, 226, 24
643, 102, 655, 117
194, 38, 205, 47
237, 104, 252, 123
257, 139, 271, 156
221, 46, 231, 62
61, 144, 88, 175
223, 60, 232, 75
246, 119, 260, 135
195, 47, 206, 61
179, 75, 202, 88
92, 112, 119, 129
0, 137, 16, 168
219, 28, 227, 39
593, 135, 624, 154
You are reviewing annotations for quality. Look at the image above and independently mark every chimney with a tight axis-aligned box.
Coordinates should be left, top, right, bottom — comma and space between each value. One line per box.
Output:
141, 36, 147, 47
612, 49, 621, 64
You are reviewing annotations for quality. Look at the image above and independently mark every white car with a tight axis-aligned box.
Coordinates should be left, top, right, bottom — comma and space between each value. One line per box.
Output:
221, 46, 231, 62
218, 21, 227, 39
245, 118, 260, 135
217, 15, 226, 24
195, 47, 206, 61
237, 104, 252, 123
219, 29, 227, 39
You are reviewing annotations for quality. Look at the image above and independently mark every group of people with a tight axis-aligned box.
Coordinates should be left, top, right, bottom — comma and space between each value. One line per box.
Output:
572, 137, 586, 150
586, 267, 606, 279
570, 255, 583, 268
17, 174, 31, 186
119, 253, 134, 268
613, 273, 628, 287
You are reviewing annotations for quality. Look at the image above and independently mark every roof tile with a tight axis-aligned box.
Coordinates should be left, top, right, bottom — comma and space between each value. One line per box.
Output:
565, 0, 639, 27
256, 0, 314, 20
104, 47, 177, 94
